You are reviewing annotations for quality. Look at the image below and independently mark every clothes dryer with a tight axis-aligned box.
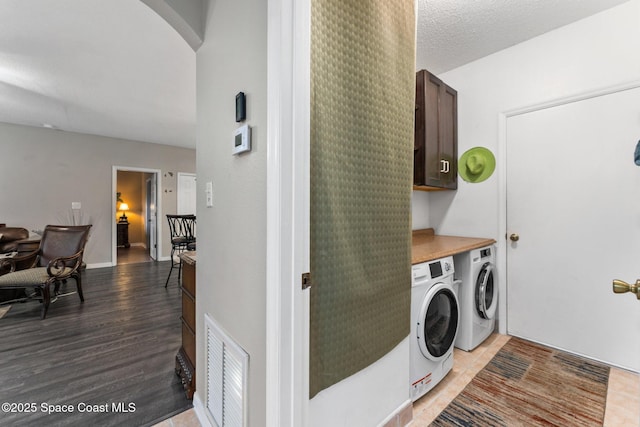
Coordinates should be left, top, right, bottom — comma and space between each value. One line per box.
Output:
410, 256, 460, 401
454, 246, 497, 351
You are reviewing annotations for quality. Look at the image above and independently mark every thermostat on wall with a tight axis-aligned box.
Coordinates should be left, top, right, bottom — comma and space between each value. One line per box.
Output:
233, 124, 251, 155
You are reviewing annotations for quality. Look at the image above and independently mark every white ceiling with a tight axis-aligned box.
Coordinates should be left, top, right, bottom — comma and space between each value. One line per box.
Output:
416, 0, 631, 73
0, 0, 631, 149
0, 0, 195, 148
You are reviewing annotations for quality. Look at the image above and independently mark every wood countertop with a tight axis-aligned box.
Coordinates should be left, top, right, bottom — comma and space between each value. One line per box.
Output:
412, 228, 496, 265
178, 250, 197, 265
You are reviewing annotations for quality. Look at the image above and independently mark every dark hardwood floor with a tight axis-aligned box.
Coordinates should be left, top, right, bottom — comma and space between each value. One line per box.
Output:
117, 246, 153, 265
0, 261, 191, 427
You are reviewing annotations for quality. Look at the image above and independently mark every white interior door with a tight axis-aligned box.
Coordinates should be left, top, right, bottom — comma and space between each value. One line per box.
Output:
506, 86, 640, 371
177, 173, 196, 215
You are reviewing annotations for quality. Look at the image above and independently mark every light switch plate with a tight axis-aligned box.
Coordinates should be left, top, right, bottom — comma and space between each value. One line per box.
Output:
206, 181, 213, 207
72, 202, 81, 210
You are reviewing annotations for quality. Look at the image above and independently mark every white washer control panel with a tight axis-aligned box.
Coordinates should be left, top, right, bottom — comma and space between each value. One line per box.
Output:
412, 256, 455, 286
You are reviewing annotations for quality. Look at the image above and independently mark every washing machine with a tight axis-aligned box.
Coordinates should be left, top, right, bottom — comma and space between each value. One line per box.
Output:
454, 245, 497, 351
410, 256, 460, 402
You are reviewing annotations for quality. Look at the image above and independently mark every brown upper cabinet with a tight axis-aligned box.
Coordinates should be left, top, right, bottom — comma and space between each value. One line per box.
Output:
414, 69, 458, 190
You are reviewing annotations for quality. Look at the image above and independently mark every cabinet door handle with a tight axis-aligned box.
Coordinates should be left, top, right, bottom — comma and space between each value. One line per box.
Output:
440, 159, 450, 173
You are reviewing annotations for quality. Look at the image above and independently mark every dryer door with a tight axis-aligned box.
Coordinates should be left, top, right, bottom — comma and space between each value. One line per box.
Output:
417, 282, 459, 361
475, 262, 497, 320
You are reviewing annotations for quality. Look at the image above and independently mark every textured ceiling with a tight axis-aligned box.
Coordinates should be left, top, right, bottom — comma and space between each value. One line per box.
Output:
417, 0, 631, 74
0, 1, 631, 149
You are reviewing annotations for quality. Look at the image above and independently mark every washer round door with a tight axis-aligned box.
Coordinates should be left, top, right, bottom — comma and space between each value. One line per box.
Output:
417, 282, 459, 361
475, 262, 497, 320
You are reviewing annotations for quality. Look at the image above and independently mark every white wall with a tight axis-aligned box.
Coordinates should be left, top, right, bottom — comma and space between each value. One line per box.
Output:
413, 0, 640, 239
309, 339, 410, 427
411, 191, 431, 230
0, 122, 195, 265
194, 0, 268, 425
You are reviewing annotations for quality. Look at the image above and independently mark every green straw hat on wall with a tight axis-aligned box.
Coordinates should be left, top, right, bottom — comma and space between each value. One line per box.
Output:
459, 147, 496, 183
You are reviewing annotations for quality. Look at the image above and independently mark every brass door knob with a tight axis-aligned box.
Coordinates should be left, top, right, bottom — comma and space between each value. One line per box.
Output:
612, 279, 640, 299
509, 233, 519, 242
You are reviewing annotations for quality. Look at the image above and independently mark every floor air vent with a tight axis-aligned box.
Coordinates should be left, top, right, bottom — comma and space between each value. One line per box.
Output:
205, 314, 249, 427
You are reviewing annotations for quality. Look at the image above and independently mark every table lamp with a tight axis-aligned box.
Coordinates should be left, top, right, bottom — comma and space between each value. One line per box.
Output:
119, 203, 129, 222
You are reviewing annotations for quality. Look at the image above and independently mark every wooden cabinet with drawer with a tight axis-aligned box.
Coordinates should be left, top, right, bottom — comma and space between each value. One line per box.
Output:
117, 221, 130, 248
175, 251, 196, 399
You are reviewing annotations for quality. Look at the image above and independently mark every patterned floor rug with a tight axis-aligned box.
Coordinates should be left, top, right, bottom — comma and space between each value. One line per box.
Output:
431, 337, 610, 426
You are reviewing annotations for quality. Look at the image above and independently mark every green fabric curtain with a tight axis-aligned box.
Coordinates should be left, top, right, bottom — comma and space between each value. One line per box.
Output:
310, 0, 415, 397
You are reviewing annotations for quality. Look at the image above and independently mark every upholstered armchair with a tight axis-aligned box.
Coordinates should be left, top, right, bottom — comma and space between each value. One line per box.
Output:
0, 226, 30, 254
0, 225, 92, 319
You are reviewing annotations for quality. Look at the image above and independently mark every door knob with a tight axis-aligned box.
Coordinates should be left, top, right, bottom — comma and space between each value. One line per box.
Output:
612, 279, 640, 299
509, 233, 519, 242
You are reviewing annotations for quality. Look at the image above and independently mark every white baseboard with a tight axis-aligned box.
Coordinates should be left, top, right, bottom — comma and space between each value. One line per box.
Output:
378, 399, 413, 427
192, 391, 213, 427
85, 262, 112, 269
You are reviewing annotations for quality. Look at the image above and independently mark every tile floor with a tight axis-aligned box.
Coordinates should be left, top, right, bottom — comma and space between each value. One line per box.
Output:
156, 333, 640, 427
153, 408, 200, 427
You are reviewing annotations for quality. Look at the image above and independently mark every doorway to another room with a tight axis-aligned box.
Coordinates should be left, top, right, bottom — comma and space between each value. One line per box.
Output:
114, 168, 160, 266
